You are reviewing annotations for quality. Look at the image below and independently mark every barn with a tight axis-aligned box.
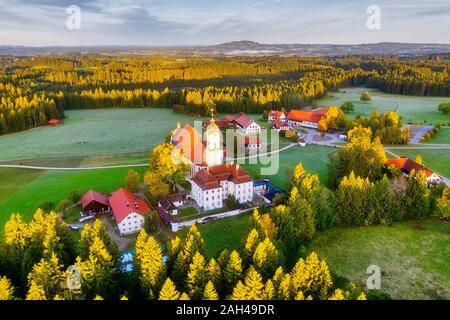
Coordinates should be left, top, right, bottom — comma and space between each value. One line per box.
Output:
81, 190, 110, 214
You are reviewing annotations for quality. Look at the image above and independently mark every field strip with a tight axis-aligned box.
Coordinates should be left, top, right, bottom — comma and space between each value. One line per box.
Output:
0, 164, 149, 171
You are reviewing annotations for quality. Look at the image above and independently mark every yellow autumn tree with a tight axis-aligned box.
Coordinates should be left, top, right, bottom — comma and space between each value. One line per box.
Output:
0, 276, 15, 300
159, 278, 181, 300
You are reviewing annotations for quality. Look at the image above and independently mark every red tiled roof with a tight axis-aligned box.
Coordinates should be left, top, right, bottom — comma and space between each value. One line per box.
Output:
268, 111, 285, 119
272, 119, 289, 129
233, 113, 255, 129
223, 115, 235, 123
203, 119, 232, 129
48, 119, 61, 125
192, 163, 252, 190
109, 188, 150, 223
386, 157, 435, 177
287, 108, 327, 124
81, 190, 109, 210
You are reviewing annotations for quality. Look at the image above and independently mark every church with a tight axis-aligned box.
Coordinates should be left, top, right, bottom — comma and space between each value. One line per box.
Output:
171, 111, 254, 211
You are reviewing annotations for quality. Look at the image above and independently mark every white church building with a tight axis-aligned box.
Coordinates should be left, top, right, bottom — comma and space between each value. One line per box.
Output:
171, 114, 254, 211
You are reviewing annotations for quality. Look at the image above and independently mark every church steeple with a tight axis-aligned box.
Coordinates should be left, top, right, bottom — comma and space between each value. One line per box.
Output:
205, 102, 223, 167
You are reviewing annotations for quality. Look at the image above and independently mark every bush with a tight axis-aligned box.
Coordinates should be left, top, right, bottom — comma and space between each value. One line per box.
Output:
55, 199, 73, 214
143, 211, 159, 233
38, 201, 55, 212
68, 190, 81, 204
360, 91, 372, 102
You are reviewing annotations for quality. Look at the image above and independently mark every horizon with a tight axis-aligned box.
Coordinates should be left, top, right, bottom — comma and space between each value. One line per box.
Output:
1, 0, 449, 46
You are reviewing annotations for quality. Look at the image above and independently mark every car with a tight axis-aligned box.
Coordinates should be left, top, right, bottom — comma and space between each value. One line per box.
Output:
79, 215, 95, 223
68, 225, 82, 231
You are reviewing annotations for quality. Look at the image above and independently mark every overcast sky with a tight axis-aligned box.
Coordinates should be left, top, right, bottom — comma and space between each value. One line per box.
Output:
0, 0, 449, 46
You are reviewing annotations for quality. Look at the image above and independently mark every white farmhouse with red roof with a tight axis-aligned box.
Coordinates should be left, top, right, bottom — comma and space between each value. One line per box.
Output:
230, 113, 261, 135
386, 157, 442, 186
191, 163, 254, 211
109, 188, 150, 235
267, 110, 286, 123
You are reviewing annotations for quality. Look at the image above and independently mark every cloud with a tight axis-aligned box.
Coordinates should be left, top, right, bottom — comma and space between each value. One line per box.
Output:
0, 0, 448, 45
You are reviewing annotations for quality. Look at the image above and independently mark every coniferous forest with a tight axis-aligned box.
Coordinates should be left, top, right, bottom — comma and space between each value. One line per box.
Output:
1, 55, 449, 136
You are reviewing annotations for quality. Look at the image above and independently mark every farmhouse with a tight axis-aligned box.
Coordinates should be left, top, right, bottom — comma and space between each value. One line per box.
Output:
191, 163, 254, 211
203, 119, 232, 130
81, 190, 110, 214
267, 110, 286, 123
109, 188, 150, 236
287, 108, 328, 129
386, 157, 442, 186
240, 136, 262, 149
272, 119, 289, 132
229, 113, 261, 135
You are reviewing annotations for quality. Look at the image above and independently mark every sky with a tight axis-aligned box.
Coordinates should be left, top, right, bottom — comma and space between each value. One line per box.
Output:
0, 0, 449, 46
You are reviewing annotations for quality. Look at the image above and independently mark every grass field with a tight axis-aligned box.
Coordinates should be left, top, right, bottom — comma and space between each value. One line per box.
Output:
388, 149, 450, 177
177, 213, 251, 258
0, 108, 209, 162
0, 168, 44, 203
0, 167, 147, 233
312, 220, 450, 300
242, 145, 335, 189
316, 87, 450, 125
426, 128, 450, 144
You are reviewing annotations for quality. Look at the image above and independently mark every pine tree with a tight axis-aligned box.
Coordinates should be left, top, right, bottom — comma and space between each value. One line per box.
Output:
207, 258, 222, 291
243, 228, 260, 264
26, 280, 47, 300
0, 276, 15, 300
159, 278, 180, 300
223, 250, 243, 295
135, 231, 165, 298
76, 236, 118, 300
203, 280, 219, 300
252, 237, 280, 279
405, 170, 430, 218
187, 252, 207, 299
27, 252, 65, 299
242, 267, 264, 300
229, 281, 247, 300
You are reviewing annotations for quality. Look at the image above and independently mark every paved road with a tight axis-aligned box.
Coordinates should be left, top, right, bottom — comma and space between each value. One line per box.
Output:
405, 124, 434, 144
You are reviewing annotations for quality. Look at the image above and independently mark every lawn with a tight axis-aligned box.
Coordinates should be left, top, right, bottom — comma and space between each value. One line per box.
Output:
177, 213, 251, 258
242, 145, 335, 189
0, 166, 147, 233
312, 220, 450, 300
316, 87, 450, 125
0, 168, 44, 203
388, 149, 450, 178
0, 108, 210, 162
425, 128, 450, 144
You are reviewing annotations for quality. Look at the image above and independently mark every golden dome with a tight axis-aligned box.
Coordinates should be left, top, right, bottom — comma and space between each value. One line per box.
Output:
207, 118, 220, 131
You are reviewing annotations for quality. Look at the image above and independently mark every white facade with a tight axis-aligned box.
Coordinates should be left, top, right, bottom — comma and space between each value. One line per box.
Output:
117, 212, 145, 235
192, 179, 254, 211
288, 120, 319, 129
268, 113, 286, 123
237, 122, 262, 135
192, 182, 223, 211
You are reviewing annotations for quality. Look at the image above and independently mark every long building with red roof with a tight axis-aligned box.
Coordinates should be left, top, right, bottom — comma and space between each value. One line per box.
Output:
287, 108, 328, 129
109, 188, 151, 235
386, 157, 442, 185
191, 163, 254, 211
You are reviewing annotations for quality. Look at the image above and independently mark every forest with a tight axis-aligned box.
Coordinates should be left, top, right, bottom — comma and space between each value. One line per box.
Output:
0, 54, 449, 135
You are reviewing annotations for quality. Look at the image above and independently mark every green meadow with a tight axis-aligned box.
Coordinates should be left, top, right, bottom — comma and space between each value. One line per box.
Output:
312, 220, 450, 300
0, 167, 147, 233
316, 87, 450, 125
